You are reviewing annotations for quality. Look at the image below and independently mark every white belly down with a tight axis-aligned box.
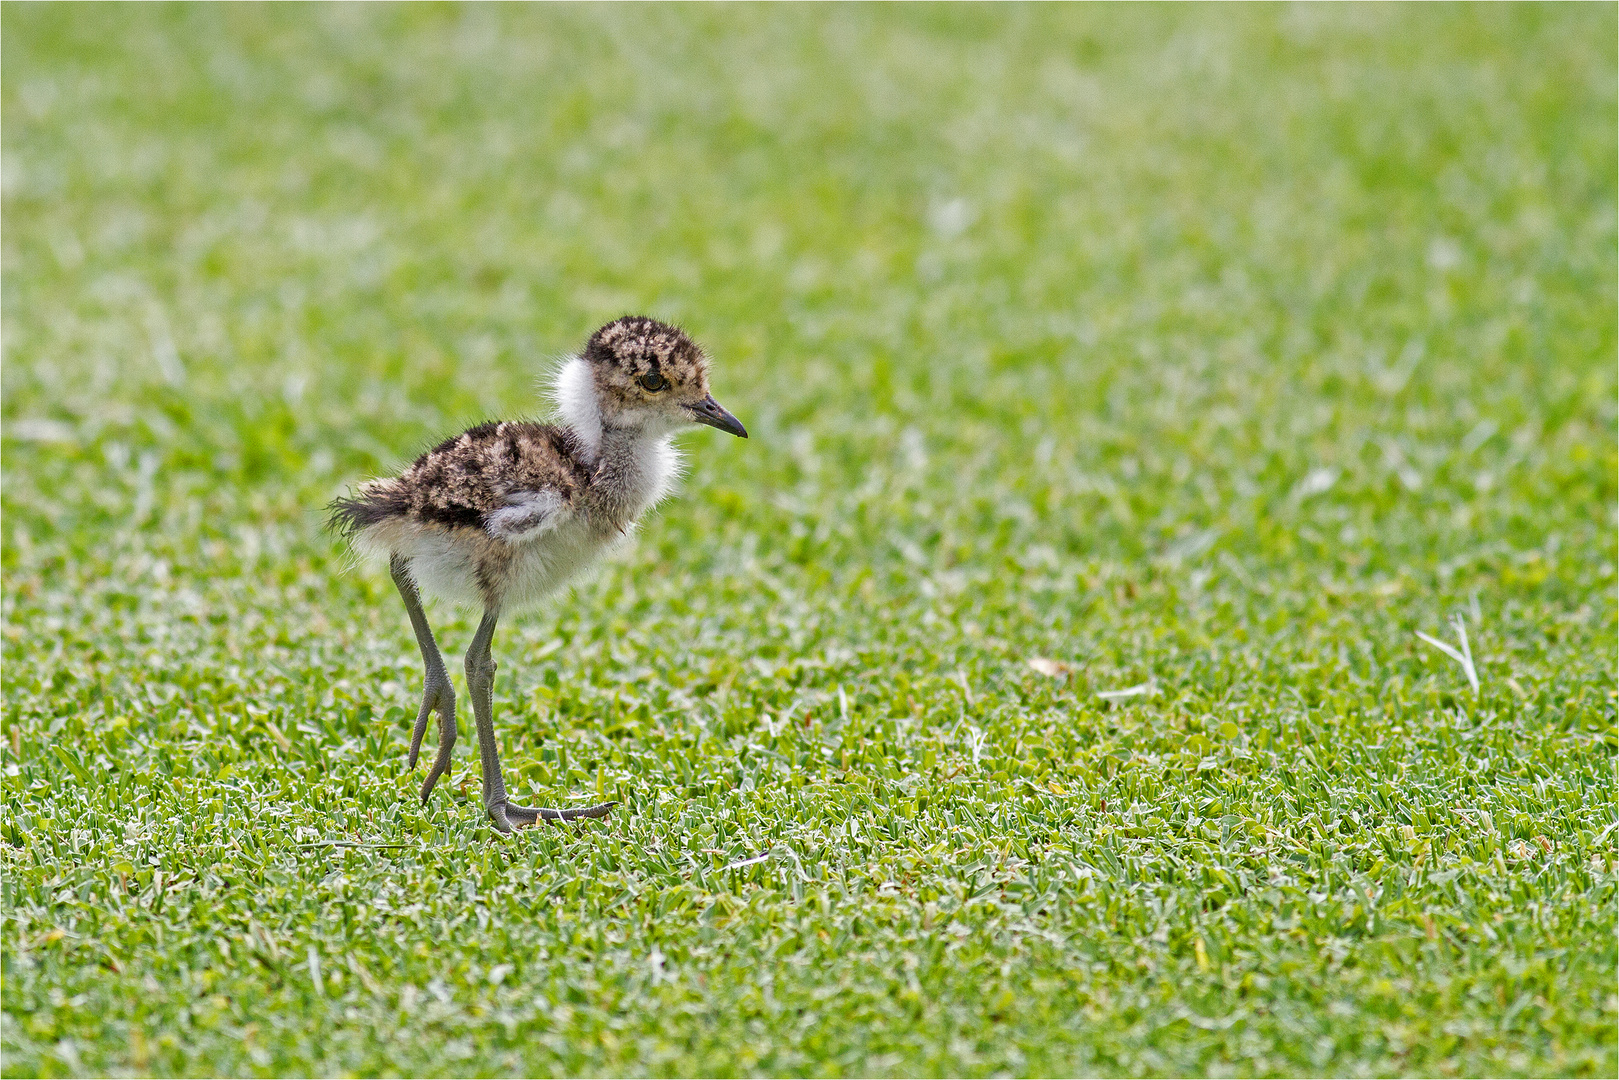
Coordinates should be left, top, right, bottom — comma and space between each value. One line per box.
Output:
497, 517, 625, 611
377, 516, 627, 613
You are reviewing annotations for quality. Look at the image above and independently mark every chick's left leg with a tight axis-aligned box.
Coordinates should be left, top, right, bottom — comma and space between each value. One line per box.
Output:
390, 554, 457, 804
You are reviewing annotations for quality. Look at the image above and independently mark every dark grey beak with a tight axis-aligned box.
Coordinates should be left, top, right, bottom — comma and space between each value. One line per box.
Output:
688, 394, 748, 438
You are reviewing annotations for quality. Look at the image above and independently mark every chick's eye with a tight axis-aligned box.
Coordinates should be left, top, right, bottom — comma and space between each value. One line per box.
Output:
638, 372, 667, 392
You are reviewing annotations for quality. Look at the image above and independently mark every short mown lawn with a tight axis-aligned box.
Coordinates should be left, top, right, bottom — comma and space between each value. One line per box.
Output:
3, 4, 1615, 1076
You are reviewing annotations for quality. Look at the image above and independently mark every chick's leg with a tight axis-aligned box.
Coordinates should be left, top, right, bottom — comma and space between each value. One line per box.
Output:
465, 608, 518, 832
463, 608, 616, 832
390, 554, 456, 803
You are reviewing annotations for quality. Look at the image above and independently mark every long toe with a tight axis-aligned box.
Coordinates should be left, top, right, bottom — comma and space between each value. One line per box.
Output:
419, 769, 447, 804
506, 801, 617, 823
407, 701, 432, 768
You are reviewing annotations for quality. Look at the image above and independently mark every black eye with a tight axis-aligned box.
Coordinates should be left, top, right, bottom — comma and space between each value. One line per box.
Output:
638, 372, 666, 392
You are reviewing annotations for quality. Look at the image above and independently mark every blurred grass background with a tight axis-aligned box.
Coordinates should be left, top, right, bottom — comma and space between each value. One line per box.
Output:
2, 4, 1615, 1077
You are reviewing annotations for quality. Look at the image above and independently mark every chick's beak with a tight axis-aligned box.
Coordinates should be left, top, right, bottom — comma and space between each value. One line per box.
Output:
688, 394, 748, 438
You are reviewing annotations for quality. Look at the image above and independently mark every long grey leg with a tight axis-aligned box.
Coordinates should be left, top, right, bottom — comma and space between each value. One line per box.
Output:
463, 607, 617, 833
390, 554, 456, 803
464, 608, 516, 832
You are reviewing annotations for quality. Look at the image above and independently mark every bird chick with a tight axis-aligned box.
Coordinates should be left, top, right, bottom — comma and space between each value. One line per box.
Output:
330, 316, 747, 832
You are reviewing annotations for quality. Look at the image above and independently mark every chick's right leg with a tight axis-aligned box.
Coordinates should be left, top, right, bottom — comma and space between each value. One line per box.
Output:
462, 611, 617, 833
390, 554, 457, 803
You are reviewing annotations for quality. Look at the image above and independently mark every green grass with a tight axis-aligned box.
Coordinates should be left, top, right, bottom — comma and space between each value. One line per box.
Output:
2, 4, 1615, 1076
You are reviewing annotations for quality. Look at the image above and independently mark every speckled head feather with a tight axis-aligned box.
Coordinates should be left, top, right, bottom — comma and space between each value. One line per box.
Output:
583, 316, 712, 428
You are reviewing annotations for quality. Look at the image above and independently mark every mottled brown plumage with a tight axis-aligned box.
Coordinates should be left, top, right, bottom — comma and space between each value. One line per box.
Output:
328, 316, 747, 832
341, 421, 589, 535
